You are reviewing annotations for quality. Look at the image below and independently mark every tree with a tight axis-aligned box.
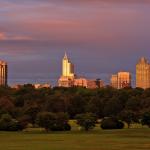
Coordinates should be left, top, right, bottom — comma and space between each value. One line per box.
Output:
50, 112, 71, 131
119, 110, 139, 128
24, 106, 40, 125
36, 112, 71, 132
44, 96, 65, 113
75, 113, 97, 131
125, 97, 141, 112
0, 97, 14, 112
36, 112, 56, 132
103, 97, 123, 117
101, 117, 124, 129
67, 95, 86, 118
17, 115, 31, 129
86, 97, 103, 118
0, 114, 22, 131
0, 86, 12, 97
141, 112, 150, 128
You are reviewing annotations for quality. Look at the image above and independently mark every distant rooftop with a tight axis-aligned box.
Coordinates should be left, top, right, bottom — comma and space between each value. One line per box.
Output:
138, 57, 149, 64
0, 60, 7, 65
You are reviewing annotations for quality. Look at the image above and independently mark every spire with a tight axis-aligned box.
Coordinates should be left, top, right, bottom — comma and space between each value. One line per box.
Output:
63, 51, 68, 59
139, 57, 148, 64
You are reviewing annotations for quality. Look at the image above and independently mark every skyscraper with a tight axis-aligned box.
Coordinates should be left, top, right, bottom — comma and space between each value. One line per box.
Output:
136, 57, 150, 89
111, 74, 118, 89
0, 60, 7, 86
62, 52, 75, 77
117, 72, 131, 89
58, 52, 75, 87
111, 72, 131, 89
58, 52, 105, 88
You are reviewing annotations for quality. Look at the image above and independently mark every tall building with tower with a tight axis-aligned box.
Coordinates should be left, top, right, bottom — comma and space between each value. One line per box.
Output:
58, 52, 104, 88
58, 52, 75, 87
62, 52, 75, 77
0, 60, 7, 86
136, 57, 150, 89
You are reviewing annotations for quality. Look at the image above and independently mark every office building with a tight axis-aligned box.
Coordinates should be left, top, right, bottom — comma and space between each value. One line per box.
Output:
0, 60, 7, 86
111, 72, 131, 89
136, 57, 150, 89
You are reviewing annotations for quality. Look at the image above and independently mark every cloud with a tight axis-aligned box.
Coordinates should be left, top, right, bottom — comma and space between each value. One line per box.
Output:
7, 35, 33, 41
0, 0, 150, 85
0, 32, 33, 41
0, 32, 6, 40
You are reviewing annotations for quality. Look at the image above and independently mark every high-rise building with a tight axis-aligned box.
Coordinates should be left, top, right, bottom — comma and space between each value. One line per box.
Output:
62, 52, 75, 77
0, 60, 7, 86
111, 72, 131, 89
136, 57, 150, 89
58, 52, 75, 87
58, 52, 105, 88
117, 72, 131, 89
111, 74, 118, 89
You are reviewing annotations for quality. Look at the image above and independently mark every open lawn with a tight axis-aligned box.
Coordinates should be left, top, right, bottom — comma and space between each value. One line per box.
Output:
0, 128, 150, 150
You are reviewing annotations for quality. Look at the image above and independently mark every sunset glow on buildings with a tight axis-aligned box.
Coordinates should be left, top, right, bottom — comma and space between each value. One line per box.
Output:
58, 53, 104, 89
136, 57, 150, 89
58, 53, 75, 87
0, 60, 7, 86
62, 52, 75, 78
111, 72, 131, 89
0, 1, 150, 89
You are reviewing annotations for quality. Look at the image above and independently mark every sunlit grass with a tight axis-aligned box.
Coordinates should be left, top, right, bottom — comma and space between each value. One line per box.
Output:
0, 125, 149, 150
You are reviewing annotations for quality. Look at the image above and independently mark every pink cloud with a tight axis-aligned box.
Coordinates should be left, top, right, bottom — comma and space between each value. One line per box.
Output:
0, 32, 6, 40
0, 32, 33, 41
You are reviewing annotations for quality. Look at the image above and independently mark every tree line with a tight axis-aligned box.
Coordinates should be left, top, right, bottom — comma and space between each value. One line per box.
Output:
0, 85, 150, 131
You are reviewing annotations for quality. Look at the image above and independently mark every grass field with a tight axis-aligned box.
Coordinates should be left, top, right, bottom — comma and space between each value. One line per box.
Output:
0, 128, 150, 150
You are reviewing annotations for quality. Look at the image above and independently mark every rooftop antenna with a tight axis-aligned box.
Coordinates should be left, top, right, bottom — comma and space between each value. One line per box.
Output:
64, 51, 68, 59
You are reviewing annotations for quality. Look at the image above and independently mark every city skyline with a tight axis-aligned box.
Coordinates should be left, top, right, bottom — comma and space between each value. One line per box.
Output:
0, 0, 150, 85
1, 52, 150, 88
1, 52, 150, 86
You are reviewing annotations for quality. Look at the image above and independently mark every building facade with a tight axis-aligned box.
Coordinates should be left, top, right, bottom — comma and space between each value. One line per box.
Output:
111, 74, 118, 89
117, 72, 131, 89
74, 78, 87, 88
111, 72, 131, 89
0, 60, 7, 86
33, 83, 51, 89
74, 78, 104, 89
87, 79, 104, 89
62, 52, 75, 77
58, 53, 75, 87
58, 53, 105, 89
136, 57, 150, 89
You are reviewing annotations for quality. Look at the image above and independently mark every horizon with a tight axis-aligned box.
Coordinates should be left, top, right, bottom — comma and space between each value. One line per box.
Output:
1, 52, 141, 86
0, 0, 150, 85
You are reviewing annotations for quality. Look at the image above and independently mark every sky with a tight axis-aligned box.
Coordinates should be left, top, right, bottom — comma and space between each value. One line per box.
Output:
0, 0, 150, 86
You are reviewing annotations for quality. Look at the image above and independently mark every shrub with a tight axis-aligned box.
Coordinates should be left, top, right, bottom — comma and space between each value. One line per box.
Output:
17, 115, 30, 130
75, 113, 97, 131
101, 117, 124, 129
7, 120, 22, 131
50, 122, 71, 131
52, 112, 71, 131
36, 112, 56, 132
119, 110, 139, 128
63, 123, 71, 131
36, 112, 71, 132
141, 112, 150, 128
0, 114, 22, 131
